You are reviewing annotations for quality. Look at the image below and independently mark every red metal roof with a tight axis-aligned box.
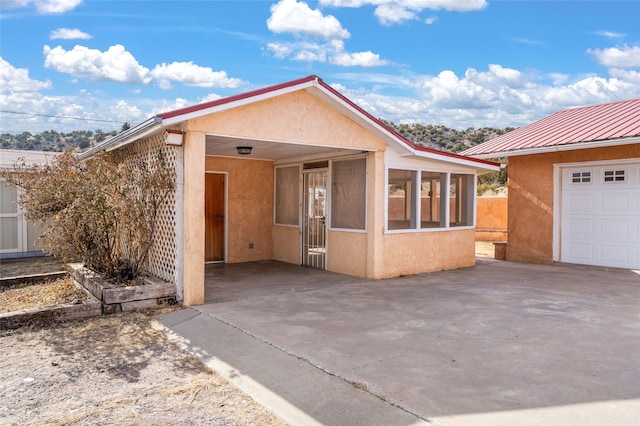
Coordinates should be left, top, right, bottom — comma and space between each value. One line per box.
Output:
461, 98, 640, 158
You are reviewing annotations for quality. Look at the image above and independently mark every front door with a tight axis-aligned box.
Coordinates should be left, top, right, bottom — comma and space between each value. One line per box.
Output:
205, 173, 225, 262
302, 170, 327, 269
0, 179, 21, 254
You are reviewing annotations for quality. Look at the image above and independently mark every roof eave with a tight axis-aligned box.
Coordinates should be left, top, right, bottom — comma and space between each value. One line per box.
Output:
79, 117, 162, 160
465, 135, 640, 159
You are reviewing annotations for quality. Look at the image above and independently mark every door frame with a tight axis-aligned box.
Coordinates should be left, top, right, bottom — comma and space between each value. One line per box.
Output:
0, 178, 24, 254
205, 171, 228, 263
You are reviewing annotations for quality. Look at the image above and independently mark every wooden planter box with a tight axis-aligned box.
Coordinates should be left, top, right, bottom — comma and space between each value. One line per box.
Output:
68, 263, 177, 314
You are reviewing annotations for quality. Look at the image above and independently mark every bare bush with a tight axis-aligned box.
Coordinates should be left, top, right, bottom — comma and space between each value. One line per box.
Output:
2, 150, 175, 283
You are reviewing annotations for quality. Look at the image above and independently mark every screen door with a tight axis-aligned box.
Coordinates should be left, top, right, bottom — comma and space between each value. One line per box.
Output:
302, 170, 327, 269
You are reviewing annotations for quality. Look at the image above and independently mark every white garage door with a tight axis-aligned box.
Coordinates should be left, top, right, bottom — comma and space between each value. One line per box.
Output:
560, 160, 640, 269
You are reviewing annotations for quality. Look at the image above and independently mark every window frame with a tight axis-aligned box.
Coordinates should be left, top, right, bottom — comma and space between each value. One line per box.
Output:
385, 167, 476, 233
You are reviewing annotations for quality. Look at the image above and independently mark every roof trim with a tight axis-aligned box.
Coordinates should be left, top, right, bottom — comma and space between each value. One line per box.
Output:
82, 75, 498, 169
467, 135, 640, 159
79, 117, 160, 160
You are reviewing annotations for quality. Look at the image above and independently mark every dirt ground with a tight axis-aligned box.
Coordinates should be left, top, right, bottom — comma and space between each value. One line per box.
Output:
0, 308, 287, 426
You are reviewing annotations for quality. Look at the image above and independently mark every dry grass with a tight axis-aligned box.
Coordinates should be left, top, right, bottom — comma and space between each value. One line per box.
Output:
0, 276, 87, 313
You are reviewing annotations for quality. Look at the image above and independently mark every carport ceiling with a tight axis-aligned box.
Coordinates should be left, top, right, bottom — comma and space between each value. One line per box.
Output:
205, 134, 365, 163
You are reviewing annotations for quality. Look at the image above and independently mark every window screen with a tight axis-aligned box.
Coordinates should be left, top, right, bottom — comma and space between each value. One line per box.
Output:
331, 158, 366, 230
275, 166, 299, 225
387, 169, 417, 230
450, 174, 473, 227
421, 172, 446, 228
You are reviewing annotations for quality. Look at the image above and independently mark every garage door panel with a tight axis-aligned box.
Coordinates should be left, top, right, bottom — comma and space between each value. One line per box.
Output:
600, 192, 630, 212
560, 160, 640, 269
600, 244, 629, 267
565, 193, 594, 212
566, 217, 593, 237
601, 219, 628, 239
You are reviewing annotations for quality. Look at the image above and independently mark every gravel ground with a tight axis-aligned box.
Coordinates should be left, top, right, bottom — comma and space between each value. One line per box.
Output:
0, 308, 287, 426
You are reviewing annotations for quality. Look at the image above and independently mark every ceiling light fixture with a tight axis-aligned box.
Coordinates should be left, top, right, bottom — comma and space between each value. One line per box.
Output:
236, 146, 252, 155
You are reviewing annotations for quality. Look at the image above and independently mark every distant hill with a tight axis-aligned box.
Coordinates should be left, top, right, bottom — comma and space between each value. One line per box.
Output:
1, 122, 514, 154
381, 120, 515, 153
1, 129, 118, 152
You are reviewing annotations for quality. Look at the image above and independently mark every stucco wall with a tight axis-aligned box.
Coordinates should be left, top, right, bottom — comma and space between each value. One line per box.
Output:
476, 197, 508, 242
507, 144, 640, 264
382, 229, 476, 278
327, 231, 368, 277
205, 156, 274, 263
273, 225, 300, 264
188, 91, 387, 152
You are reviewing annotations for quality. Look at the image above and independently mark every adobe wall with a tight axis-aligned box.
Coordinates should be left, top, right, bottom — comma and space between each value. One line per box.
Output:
205, 156, 274, 263
507, 143, 640, 264
187, 90, 387, 152
382, 229, 476, 278
476, 197, 508, 242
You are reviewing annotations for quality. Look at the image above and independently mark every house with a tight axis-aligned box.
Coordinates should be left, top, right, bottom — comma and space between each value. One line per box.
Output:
461, 98, 640, 270
0, 149, 59, 259
81, 75, 499, 305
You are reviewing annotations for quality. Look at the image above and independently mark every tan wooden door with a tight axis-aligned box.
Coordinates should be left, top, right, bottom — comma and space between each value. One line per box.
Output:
205, 173, 225, 262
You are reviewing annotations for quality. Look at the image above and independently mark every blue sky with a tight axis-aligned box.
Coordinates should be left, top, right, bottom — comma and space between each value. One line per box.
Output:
1, 0, 639, 134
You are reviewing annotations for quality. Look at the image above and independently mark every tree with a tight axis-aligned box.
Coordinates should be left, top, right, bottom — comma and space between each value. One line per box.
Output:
2, 150, 175, 283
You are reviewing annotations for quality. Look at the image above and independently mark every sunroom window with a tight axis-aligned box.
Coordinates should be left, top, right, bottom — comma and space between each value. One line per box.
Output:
387, 169, 475, 231
387, 169, 417, 230
450, 174, 474, 227
421, 172, 446, 228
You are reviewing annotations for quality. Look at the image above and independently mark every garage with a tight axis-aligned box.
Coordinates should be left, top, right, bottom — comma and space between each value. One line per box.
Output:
559, 160, 640, 269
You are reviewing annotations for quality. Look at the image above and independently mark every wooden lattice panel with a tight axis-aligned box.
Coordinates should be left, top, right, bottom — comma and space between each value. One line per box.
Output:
116, 134, 178, 284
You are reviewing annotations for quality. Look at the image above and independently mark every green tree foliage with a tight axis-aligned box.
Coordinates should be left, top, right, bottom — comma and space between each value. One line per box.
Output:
2, 151, 175, 283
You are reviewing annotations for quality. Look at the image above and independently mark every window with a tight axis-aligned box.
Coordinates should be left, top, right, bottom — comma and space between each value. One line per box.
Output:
388, 169, 417, 230
386, 169, 475, 231
604, 170, 625, 182
421, 172, 445, 228
572, 171, 591, 183
450, 174, 473, 227
331, 158, 366, 230
275, 166, 299, 225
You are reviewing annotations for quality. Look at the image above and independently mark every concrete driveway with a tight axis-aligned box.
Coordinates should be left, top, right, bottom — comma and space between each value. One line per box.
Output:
161, 259, 640, 426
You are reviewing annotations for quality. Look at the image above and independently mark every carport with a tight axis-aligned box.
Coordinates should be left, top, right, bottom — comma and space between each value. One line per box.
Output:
162, 260, 640, 426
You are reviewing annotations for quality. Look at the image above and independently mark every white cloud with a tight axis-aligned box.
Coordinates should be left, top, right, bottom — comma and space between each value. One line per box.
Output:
35, 0, 82, 14
331, 49, 389, 67
0, 57, 52, 94
424, 16, 437, 25
587, 45, 640, 68
319, 0, 487, 25
374, 3, 417, 26
333, 64, 640, 130
0, 0, 31, 9
109, 100, 144, 123
0, 0, 83, 14
43, 44, 152, 84
608, 68, 640, 84
150, 62, 244, 90
50, 28, 93, 40
595, 31, 625, 39
267, 0, 350, 39
267, 39, 388, 67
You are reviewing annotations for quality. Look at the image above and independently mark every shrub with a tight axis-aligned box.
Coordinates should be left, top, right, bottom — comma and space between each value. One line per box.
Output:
2, 150, 175, 283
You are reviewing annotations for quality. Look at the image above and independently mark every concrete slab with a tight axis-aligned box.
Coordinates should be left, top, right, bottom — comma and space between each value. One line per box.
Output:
162, 259, 640, 426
